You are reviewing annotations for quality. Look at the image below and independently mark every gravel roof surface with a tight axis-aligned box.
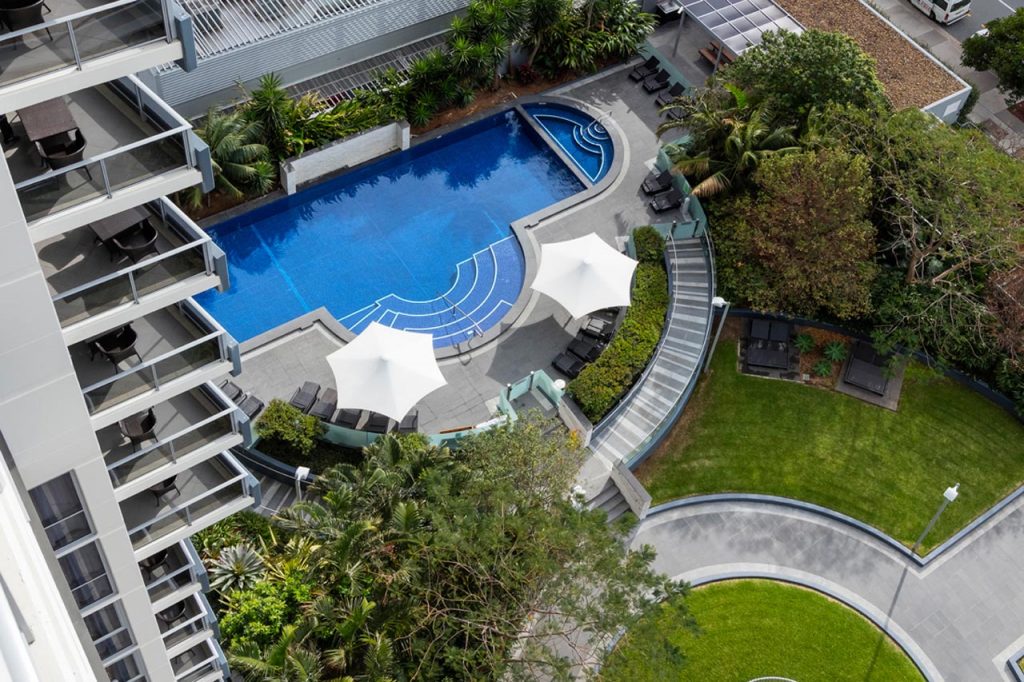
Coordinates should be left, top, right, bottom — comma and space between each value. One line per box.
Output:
776, 0, 963, 109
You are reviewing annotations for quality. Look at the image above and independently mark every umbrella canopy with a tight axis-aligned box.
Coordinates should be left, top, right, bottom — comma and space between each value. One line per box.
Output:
326, 322, 446, 422
530, 233, 638, 319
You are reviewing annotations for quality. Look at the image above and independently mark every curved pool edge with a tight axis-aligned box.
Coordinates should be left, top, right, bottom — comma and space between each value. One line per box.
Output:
238, 94, 626, 360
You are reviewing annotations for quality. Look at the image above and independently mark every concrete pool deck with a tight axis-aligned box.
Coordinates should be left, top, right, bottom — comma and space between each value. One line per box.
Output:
229, 63, 682, 434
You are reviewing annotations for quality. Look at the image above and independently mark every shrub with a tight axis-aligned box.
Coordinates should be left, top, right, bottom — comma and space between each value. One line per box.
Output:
219, 581, 294, 651
194, 511, 274, 558
794, 333, 815, 353
570, 246, 669, 422
812, 360, 833, 378
633, 226, 665, 265
256, 399, 325, 457
515, 64, 539, 85
823, 340, 848, 363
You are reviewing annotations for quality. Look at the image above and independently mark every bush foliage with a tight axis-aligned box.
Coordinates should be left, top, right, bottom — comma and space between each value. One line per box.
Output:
570, 235, 669, 422
255, 399, 326, 457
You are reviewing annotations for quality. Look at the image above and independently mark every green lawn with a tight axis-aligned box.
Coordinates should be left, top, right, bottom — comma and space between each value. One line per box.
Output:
637, 341, 1024, 551
601, 580, 923, 682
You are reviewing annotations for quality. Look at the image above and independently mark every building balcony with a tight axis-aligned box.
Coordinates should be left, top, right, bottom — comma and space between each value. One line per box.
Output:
123, 451, 260, 559
69, 299, 239, 428
100, 382, 250, 500
141, 538, 208, 612
157, 591, 217, 658
4, 75, 210, 238
0, 0, 194, 109
170, 634, 228, 682
38, 197, 229, 343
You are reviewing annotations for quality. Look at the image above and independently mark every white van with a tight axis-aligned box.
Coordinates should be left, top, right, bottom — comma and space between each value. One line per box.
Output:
909, 0, 971, 24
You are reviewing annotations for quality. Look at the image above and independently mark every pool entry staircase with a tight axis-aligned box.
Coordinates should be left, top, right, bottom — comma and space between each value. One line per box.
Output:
338, 235, 525, 347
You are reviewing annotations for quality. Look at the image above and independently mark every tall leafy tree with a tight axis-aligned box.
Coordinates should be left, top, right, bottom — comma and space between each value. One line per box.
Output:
962, 8, 1024, 104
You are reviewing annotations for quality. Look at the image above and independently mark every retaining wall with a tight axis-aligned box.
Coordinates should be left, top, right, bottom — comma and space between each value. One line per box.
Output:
280, 121, 410, 195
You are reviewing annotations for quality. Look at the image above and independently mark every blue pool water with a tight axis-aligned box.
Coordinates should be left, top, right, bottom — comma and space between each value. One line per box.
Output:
196, 109, 585, 347
523, 103, 612, 183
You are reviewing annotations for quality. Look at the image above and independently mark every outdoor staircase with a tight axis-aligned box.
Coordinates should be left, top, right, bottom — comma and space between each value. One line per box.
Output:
589, 478, 632, 523
338, 236, 524, 347
254, 472, 297, 516
587, 236, 714, 466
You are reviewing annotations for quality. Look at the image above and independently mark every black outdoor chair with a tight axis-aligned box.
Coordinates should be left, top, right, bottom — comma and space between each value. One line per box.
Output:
628, 56, 660, 82
398, 409, 419, 434
2, 0, 52, 41
119, 408, 157, 450
642, 70, 670, 93
111, 219, 159, 263
655, 82, 687, 108
552, 351, 585, 379
219, 379, 245, 402
139, 548, 169, 579
650, 187, 683, 212
365, 412, 394, 434
238, 394, 265, 420
332, 408, 363, 430
749, 318, 771, 341
768, 321, 792, 343
308, 388, 337, 421
155, 600, 187, 624
92, 325, 141, 369
148, 475, 178, 506
641, 169, 672, 195
568, 335, 605, 363
288, 381, 320, 413
581, 315, 615, 342
40, 129, 91, 179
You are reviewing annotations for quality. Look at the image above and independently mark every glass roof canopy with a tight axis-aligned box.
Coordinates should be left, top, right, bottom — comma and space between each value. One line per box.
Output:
680, 0, 803, 57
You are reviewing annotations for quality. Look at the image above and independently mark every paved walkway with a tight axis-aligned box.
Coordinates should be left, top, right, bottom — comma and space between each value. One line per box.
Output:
633, 497, 1024, 681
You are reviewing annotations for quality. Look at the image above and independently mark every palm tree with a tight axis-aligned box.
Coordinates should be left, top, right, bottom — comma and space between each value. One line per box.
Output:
523, 0, 568, 67
184, 109, 275, 209
229, 625, 351, 682
246, 73, 295, 160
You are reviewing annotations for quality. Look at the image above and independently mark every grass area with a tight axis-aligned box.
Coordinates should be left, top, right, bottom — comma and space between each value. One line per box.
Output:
601, 580, 923, 682
256, 437, 363, 473
637, 340, 1024, 551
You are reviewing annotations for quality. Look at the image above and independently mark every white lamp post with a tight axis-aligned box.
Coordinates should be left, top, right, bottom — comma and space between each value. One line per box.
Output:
911, 483, 959, 555
294, 466, 310, 503
703, 296, 730, 374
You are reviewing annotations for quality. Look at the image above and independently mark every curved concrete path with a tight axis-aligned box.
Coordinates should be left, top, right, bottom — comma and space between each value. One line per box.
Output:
633, 497, 1024, 681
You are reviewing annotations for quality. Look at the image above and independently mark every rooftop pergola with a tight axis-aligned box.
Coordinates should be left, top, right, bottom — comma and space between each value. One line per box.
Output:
677, 0, 803, 61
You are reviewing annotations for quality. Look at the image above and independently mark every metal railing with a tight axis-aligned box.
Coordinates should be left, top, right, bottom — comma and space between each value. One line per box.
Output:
171, 636, 219, 681
50, 202, 216, 326
0, 0, 174, 87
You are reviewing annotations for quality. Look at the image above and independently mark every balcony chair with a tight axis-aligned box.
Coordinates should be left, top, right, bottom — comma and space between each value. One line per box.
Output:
92, 325, 141, 370
365, 412, 394, 434
148, 475, 178, 506
155, 601, 187, 625
288, 381, 320, 413
308, 388, 337, 421
111, 219, 159, 263
641, 169, 672, 195
40, 130, 92, 180
650, 187, 683, 213
628, 55, 659, 82
118, 407, 157, 450
397, 409, 419, 434
2, 0, 53, 43
139, 548, 170, 579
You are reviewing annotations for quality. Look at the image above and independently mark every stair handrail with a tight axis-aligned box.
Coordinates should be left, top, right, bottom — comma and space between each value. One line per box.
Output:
441, 294, 485, 337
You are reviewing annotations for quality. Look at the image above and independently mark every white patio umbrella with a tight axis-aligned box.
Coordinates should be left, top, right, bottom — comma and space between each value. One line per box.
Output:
326, 322, 446, 422
530, 233, 638, 319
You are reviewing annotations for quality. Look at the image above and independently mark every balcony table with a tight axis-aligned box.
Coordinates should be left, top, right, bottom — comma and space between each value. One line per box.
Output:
89, 205, 151, 242
16, 97, 77, 143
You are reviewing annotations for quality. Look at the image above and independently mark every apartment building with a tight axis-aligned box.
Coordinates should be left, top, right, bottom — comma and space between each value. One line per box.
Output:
0, 2, 260, 680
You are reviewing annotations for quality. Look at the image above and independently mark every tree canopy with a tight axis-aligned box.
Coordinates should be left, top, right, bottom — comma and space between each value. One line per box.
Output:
208, 419, 684, 681
962, 8, 1024, 104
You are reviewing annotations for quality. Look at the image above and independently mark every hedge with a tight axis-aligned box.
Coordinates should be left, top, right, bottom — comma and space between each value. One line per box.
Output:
569, 229, 669, 422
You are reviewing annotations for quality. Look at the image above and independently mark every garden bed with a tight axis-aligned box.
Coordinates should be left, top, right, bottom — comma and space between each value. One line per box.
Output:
255, 437, 362, 474
775, 0, 962, 109
601, 579, 923, 681
636, 329, 1024, 552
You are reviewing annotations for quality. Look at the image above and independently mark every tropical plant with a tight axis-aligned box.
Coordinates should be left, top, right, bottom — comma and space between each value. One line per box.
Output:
194, 511, 276, 557
962, 8, 1024, 104
184, 109, 275, 208
229, 624, 342, 682
823, 340, 849, 363
256, 400, 326, 458
522, 0, 568, 67
245, 73, 295, 160
220, 581, 297, 652
794, 333, 815, 353
813, 359, 834, 377
633, 225, 665, 264
210, 544, 265, 594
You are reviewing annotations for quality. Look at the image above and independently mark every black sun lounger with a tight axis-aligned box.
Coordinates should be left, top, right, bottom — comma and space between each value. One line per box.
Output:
581, 315, 615, 341
332, 408, 363, 429
238, 395, 265, 420
650, 187, 683, 212
398, 409, 419, 434
629, 55, 659, 82
656, 82, 686, 108
568, 335, 605, 363
642, 70, 670, 93
552, 352, 585, 379
365, 412, 394, 434
642, 169, 673, 195
288, 381, 320, 413
308, 388, 337, 421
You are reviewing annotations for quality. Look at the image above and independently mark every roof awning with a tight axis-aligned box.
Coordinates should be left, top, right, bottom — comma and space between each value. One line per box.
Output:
680, 0, 803, 57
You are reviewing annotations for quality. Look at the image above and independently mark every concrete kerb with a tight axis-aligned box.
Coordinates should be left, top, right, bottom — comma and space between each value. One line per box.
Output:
1009, 649, 1024, 682
676, 569, 940, 681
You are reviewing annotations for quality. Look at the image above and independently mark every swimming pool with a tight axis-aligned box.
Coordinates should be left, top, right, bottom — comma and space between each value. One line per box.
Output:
523, 103, 613, 183
196, 108, 588, 348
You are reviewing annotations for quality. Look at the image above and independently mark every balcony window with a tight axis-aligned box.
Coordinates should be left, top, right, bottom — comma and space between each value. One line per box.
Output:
28, 471, 92, 549
140, 540, 207, 604
69, 300, 235, 416
0, 0, 172, 87
170, 637, 219, 681
5, 77, 201, 223
101, 385, 241, 488
58, 539, 115, 609
39, 199, 220, 327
